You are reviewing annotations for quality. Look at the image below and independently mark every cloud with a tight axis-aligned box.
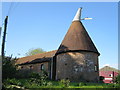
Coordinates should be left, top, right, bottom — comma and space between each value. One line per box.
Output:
103, 64, 110, 67
102, 63, 118, 69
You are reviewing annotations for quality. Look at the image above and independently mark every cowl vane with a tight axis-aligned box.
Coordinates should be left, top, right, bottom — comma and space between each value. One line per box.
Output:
72, 8, 82, 22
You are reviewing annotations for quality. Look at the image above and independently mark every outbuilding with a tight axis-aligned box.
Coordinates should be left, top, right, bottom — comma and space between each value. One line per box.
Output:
16, 8, 100, 82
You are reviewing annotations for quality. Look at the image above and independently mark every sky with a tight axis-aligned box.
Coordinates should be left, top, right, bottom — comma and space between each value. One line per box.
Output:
0, 2, 118, 69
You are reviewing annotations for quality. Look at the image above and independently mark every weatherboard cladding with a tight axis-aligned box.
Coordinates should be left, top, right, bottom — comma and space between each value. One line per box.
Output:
56, 21, 99, 55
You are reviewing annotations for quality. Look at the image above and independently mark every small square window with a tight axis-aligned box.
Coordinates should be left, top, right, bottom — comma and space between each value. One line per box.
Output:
29, 65, 33, 69
41, 64, 44, 70
109, 74, 113, 77
94, 66, 97, 72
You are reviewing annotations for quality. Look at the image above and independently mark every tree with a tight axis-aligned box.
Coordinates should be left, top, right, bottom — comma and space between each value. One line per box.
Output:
2, 56, 17, 80
25, 48, 46, 56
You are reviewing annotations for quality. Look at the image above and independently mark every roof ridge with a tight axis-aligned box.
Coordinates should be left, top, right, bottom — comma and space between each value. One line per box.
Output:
16, 50, 57, 64
18, 50, 57, 59
100, 66, 120, 72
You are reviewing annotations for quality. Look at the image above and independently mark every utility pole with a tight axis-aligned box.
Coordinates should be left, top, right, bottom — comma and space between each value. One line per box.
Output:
1, 16, 8, 60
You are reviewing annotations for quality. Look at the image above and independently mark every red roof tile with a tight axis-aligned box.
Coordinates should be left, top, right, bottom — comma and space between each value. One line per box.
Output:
16, 50, 57, 65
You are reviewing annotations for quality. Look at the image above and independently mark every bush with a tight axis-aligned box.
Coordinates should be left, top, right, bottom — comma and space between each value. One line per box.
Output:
59, 79, 70, 88
2, 57, 18, 80
3, 78, 21, 86
107, 83, 115, 88
29, 71, 48, 86
15, 69, 48, 79
113, 83, 120, 88
15, 69, 32, 79
47, 82, 53, 86
79, 82, 85, 86
115, 74, 120, 84
99, 76, 105, 83
29, 72, 40, 78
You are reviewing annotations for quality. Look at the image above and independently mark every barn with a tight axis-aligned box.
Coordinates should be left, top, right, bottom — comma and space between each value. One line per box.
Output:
16, 8, 100, 82
99, 66, 120, 83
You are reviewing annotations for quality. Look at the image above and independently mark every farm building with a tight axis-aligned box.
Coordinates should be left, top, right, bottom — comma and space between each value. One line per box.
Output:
99, 66, 120, 83
16, 8, 100, 82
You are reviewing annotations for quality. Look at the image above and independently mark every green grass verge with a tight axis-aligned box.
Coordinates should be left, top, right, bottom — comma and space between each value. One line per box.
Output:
3, 78, 120, 89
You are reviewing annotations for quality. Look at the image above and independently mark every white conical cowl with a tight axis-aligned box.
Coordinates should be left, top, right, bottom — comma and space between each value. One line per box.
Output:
72, 8, 82, 22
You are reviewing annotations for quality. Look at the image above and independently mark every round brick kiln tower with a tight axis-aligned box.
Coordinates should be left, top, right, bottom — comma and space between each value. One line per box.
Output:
53, 8, 100, 82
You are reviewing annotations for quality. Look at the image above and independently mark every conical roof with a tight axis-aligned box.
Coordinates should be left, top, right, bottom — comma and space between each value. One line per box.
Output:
56, 8, 99, 55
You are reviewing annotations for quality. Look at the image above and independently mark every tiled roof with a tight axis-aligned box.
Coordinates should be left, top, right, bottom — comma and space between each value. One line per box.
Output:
100, 66, 120, 73
56, 21, 99, 55
16, 50, 57, 65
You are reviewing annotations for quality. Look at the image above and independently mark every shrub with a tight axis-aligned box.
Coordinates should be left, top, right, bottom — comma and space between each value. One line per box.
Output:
59, 79, 70, 88
47, 82, 53, 86
29, 72, 40, 78
15, 69, 32, 79
6, 78, 21, 85
113, 83, 120, 88
115, 74, 120, 84
99, 76, 105, 83
107, 83, 115, 88
79, 82, 85, 86
29, 71, 48, 86
2, 57, 18, 80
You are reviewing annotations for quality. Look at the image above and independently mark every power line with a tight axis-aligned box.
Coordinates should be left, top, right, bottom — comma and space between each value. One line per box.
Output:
7, 2, 14, 16
11, 2, 19, 12
7, 0, 20, 17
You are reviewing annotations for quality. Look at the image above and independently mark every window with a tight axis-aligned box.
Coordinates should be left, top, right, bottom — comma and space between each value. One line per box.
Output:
21, 66, 23, 69
29, 65, 33, 69
94, 65, 97, 72
41, 64, 44, 70
109, 74, 113, 77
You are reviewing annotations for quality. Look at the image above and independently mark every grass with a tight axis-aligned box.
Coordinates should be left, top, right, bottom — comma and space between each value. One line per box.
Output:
3, 78, 120, 89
